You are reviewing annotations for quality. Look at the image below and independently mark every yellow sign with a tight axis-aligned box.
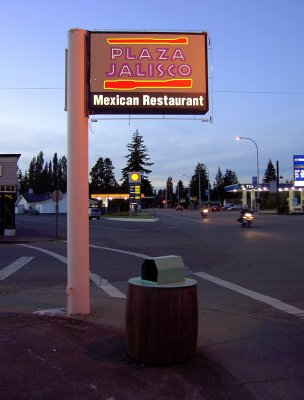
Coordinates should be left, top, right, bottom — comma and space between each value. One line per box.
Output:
130, 173, 140, 181
128, 172, 141, 183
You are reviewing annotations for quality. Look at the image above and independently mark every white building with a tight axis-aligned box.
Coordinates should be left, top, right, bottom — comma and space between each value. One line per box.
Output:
15, 193, 67, 214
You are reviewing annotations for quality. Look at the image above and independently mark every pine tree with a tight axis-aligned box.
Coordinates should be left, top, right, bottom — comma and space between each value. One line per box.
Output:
263, 159, 276, 182
176, 180, 185, 204
52, 153, 58, 189
89, 157, 118, 194
121, 129, 154, 195
19, 151, 67, 195
213, 167, 225, 201
103, 158, 118, 193
166, 176, 174, 207
90, 157, 106, 194
190, 163, 209, 201
223, 169, 239, 186
58, 156, 67, 193
18, 168, 29, 195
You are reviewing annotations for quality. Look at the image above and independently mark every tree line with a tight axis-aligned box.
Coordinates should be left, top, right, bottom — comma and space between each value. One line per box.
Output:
18, 151, 67, 195
157, 159, 280, 207
17, 129, 279, 206
18, 130, 154, 196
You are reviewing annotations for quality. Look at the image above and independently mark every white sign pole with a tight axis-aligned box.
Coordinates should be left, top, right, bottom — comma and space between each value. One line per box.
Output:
67, 29, 90, 314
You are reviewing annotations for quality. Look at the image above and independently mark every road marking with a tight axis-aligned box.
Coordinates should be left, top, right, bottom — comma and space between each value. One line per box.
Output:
89, 272, 126, 298
0, 257, 34, 280
194, 271, 304, 320
89, 244, 149, 259
91, 225, 141, 232
18, 244, 126, 298
18, 244, 304, 320
19, 244, 67, 263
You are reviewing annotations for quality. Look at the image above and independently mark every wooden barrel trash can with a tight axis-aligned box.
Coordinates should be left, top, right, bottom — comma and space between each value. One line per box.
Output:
125, 255, 198, 364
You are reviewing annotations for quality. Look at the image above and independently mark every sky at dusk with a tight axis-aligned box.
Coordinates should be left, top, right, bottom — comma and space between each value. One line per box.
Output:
0, 0, 303, 190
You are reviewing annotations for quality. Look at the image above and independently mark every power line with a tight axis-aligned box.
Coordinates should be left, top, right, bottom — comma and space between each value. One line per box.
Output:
214, 90, 304, 95
0, 87, 303, 95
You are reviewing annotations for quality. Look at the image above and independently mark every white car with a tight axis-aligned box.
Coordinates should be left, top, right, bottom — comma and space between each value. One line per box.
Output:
227, 204, 244, 211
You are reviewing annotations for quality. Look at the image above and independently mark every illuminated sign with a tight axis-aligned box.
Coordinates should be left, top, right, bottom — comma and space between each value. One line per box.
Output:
128, 172, 141, 205
293, 155, 304, 187
89, 31, 208, 115
128, 172, 141, 183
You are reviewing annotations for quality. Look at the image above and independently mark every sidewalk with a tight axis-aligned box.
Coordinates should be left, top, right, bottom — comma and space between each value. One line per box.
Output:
0, 311, 254, 400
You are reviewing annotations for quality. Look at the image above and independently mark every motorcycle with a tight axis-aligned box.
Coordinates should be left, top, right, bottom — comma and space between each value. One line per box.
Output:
239, 212, 254, 227
200, 208, 209, 218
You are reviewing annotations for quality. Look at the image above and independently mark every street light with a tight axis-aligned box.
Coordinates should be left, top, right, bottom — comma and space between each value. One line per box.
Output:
235, 136, 260, 212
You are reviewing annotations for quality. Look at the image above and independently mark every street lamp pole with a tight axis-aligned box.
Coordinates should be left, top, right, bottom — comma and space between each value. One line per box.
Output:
198, 173, 201, 207
236, 136, 260, 212
205, 165, 211, 205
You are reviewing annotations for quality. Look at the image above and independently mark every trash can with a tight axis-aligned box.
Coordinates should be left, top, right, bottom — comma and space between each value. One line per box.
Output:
125, 255, 198, 364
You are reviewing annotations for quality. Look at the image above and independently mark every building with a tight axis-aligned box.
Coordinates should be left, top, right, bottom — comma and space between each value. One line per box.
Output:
15, 193, 68, 214
0, 154, 20, 236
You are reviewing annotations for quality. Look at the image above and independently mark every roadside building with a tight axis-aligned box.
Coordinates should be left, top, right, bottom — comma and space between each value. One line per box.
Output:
15, 193, 68, 214
0, 154, 20, 236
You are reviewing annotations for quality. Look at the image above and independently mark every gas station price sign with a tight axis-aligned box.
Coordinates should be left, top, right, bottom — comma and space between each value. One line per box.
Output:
88, 31, 208, 115
293, 155, 304, 187
129, 172, 141, 205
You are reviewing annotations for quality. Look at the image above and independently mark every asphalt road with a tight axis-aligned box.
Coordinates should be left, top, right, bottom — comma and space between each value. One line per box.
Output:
1, 210, 304, 399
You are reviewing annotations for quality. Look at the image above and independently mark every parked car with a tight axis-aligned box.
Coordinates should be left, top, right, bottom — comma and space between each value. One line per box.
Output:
88, 207, 101, 220
223, 203, 233, 210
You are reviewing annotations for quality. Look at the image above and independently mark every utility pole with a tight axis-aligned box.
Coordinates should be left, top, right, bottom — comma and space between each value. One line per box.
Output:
67, 29, 90, 315
276, 161, 280, 214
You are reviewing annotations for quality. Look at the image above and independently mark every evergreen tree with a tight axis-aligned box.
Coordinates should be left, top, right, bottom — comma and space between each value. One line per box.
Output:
190, 163, 208, 202
28, 156, 37, 192
166, 176, 174, 207
36, 151, 45, 192
213, 167, 225, 201
121, 129, 154, 195
26, 151, 46, 193
18, 168, 29, 195
19, 151, 67, 194
40, 162, 51, 193
90, 157, 106, 194
223, 169, 238, 186
103, 157, 118, 192
175, 180, 185, 204
263, 159, 277, 182
89, 157, 118, 194
52, 153, 59, 189
58, 156, 67, 193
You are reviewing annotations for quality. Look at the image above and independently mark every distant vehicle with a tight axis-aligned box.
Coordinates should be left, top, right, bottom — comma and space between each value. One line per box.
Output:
200, 208, 209, 218
238, 211, 254, 228
223, 203, 233, 210
88, 207, 101, 220
208, 205, 222, 212
227, 204, 244, 211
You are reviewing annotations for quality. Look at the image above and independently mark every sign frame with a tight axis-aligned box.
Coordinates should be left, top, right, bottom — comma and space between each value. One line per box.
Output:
87, 31, 209, 115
